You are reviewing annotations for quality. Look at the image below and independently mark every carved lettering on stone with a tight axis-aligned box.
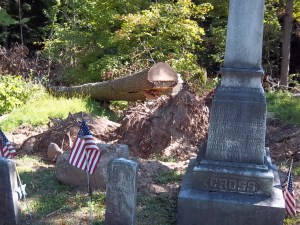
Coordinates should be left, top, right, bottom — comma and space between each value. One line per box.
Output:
105, 158, 138, 225
204, 177, 258, 194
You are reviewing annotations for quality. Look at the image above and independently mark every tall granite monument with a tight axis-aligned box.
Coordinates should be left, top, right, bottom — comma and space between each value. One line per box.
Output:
177, 0, 285, 225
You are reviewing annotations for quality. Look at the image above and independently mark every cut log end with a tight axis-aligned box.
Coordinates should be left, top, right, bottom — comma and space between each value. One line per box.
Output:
148, 62, 178, 83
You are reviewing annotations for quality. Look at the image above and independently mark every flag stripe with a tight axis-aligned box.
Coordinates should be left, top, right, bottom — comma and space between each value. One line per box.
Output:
68, 121, 101, 174
282, 165, 297, 217
0, 130, 17, 159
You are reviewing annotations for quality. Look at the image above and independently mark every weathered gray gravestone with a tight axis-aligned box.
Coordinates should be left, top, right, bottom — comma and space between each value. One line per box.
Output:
177, 0, 285, 225
0, 158, 21, 225
105, 158, 138, 225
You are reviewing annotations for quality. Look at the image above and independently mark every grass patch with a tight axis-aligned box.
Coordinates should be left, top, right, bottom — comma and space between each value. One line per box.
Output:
267, 91, 300, 124
150, 154, 177, 163
137, 195, 177, 225
154, 169, 182, 184
293, 166, 300, 176
16, 155, 179, 225
0, 93, 116, 132
284, 216, 300, 225
16, 156, 106, 224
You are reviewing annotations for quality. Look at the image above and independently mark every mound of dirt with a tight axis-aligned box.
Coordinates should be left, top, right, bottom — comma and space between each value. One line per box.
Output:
115, 89, 213, 160
266, 120, 300, 163
18, 113, 120, 158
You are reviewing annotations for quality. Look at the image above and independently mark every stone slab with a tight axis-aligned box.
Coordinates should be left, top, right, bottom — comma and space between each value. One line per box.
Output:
177, 159, 285, 225
0, 158, 21, 225
206, 86, 266, 164
105, 158, 138, 225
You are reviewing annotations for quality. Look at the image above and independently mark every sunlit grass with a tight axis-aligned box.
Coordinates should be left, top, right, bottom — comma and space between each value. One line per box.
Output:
16, 155, 106, 224
15, 155, 179, 225
0, 93, 116, 132
284, 215, 300, 225
267, 91, 300, 124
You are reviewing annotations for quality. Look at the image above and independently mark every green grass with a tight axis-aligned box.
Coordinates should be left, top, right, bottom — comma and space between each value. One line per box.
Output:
15, 155, 178, 225
154, 169, 182, 184
267, 91, 300, 124
137, 195, 177, 225
16, 156, 106, 224
284, 216, 300, 225
0, 93, 116, 132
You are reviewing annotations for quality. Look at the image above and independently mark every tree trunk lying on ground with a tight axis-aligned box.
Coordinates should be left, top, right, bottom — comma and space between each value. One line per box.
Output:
49, 62, 179, 101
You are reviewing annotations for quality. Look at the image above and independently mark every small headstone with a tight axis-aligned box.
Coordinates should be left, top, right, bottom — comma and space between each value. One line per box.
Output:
0, 158, 21, 225
105, 158, 138, 225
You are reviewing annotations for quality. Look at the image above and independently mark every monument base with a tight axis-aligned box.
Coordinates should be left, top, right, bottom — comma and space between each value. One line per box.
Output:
177, 159, 285, 225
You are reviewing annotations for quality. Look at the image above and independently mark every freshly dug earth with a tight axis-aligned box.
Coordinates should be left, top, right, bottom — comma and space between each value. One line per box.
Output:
267, 119, 300, 163
115, 88, 213, 160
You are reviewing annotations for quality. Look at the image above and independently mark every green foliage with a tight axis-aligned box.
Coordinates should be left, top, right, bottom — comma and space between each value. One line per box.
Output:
266, 91, 300, 124
43, 0, 152, 84
263, 0, 281, 77
0, 93, 114, 131
113, 0, 212, 82
0, 75, 41, 115
284, 216, 300, 225
0, 80, 116, 132
43, 0, 212, 86
295, 1, 300, 22
0, 7, 17, 26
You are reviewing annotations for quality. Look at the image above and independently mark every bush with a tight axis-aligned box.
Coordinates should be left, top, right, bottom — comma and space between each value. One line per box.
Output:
0, 75, 42, 115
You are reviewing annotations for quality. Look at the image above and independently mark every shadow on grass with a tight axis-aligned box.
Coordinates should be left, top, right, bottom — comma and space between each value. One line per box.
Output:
18, 166, 106, 224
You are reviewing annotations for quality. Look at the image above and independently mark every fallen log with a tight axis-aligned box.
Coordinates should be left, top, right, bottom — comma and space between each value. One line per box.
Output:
49, 62, 179, 101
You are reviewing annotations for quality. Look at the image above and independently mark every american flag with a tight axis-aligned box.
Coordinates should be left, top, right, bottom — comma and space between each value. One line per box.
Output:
68, 120, 101, 174
0, 129, 17, 159
282, 165, 297, 217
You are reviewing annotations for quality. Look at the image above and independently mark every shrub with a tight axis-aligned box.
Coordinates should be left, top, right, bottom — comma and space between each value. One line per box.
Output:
0, 75, 42, 115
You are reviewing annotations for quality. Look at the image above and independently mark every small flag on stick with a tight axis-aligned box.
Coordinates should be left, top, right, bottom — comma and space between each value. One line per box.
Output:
68, 120, 101, 174
282, 160, 297, 217
0, 129, 17, 159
